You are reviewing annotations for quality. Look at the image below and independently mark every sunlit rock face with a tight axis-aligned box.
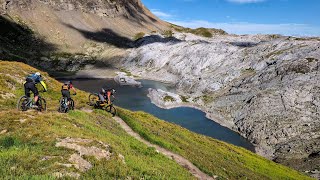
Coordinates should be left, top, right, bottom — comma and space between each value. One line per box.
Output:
122, 32, 320, 171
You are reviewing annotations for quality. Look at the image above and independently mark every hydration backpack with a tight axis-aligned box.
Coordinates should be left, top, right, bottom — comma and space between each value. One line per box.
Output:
25, 74, 35, 83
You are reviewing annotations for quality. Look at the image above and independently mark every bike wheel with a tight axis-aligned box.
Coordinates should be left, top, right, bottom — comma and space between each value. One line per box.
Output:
58, 97, 67, 113
106, 105, 117, 117
89, 93, 99, 106
17, 96, 29, 111
70, 99, 75, 110
38, 97, 47, 112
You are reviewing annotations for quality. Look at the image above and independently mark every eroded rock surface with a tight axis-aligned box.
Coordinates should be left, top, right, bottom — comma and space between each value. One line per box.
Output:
55, 137, 113, 176
122, 32, 320, 172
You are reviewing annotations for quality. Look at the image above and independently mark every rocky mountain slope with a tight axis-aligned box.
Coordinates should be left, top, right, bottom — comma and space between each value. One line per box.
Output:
0, 0, 169, 73
121, 32, 320, 174
0, 0, 167, 50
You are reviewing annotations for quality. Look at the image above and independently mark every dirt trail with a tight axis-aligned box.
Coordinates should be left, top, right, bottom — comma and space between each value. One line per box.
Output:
113, 116, 215, 180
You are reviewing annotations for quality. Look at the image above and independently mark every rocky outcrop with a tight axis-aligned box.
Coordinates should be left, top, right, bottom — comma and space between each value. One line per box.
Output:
114, 72, 142, 87
0, 0, 169, 72
147, 88, 183, 108
121, 32, 320, 172
55, 137, 113, 174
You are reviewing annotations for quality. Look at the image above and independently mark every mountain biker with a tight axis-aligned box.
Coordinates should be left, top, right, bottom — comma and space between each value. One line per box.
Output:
61, 81, 76, 106
24, 72, 47, 107
98, 88, 116, 105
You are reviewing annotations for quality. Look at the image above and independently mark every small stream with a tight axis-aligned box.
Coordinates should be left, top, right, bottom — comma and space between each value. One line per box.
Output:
68, 78, 255, 151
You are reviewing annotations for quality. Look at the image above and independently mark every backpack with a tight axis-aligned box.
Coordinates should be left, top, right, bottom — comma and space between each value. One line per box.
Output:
62, 84, 69, 90
26, 74, 35, 83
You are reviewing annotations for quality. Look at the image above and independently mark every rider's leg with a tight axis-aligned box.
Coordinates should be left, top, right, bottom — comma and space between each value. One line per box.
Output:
24, 83, 31, 98
30, 83, 39, 105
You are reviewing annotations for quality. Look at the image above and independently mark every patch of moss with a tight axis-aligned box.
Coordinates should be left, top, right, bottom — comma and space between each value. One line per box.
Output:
202, 95, 214, 104
162, 30, 173, 38
306, 57, 318, 63
133, 32, 145, 41
180, 95, 189, 103
163, 95, 175, 102
241, 67, 256, 75
119, 68, 132, 77
170, 24, 227, 37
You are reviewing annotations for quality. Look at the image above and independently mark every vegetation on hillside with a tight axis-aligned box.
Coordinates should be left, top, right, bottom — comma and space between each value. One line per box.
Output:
0, 61, 313, 179
0, 61, 194, 179
170, 24, 227, 38
118, 109, 312, 180
133, 32, 146, 41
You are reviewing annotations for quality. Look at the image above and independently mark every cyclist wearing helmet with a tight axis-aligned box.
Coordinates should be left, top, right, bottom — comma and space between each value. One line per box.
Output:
24, 72, 47, 107
61, 81, 76, 105
99, 88, 116, 104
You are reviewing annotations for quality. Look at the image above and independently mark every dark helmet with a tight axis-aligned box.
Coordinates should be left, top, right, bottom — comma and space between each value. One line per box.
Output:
69, 81, 72, 84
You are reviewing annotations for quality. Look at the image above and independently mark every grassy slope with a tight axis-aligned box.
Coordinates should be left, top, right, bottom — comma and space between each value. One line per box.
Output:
0, 61, 313, 179
118, 109, 313, 180
0, 61, 193, 179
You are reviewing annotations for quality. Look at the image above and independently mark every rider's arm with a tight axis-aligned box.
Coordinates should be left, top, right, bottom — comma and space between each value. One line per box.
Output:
70, 86, 76, 94
107, 92, 111, 104
40, 81, 47, 92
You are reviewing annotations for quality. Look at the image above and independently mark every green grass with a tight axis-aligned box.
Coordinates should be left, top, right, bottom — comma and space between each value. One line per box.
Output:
117, 109, 312, 180
180, 95, 189, 102
133, 32, 145, 41
170, 24, 227, 37
163, 95, 174, 102
0, 60, 194, 179
119, 68, 133, 77
162, 30, 173, 38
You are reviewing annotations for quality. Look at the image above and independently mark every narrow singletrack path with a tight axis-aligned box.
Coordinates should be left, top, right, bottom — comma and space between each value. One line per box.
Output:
113, 116, 215, 180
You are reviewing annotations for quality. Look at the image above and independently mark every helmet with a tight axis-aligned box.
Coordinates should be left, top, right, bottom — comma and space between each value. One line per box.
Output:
112, 89, 116, 94
101, 88, 106, 94
35, 72, 41, 76
69, 81, 72, 84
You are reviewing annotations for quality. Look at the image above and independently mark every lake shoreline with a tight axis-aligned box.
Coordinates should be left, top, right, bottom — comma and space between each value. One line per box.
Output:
146, 89, 257, 153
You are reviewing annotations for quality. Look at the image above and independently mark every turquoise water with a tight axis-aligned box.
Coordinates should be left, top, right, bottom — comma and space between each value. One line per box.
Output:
70, 78, 255, 151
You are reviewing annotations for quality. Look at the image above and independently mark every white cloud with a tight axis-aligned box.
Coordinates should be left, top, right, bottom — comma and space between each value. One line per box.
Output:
168, 20, 320, 36
226, 0, 265, 3
151, 9, 173, 18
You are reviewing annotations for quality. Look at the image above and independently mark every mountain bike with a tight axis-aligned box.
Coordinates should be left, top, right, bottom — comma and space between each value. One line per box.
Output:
17, 94, 46, 112
88, 93, 117, 117
58, 95, 75, 113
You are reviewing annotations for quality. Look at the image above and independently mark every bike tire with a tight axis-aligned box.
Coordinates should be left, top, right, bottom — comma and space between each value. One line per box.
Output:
38, 97, 47, 112
106, 105, 117, 117
17, 96, 29, 111
70, 99, 75, 110
89, 93, 99, 106
58, 97, 67, 113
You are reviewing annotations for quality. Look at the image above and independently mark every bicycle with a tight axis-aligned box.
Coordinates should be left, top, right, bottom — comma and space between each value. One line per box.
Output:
88, 93, 117, 117
17, 94, 46, 112
58, 95, 75, 113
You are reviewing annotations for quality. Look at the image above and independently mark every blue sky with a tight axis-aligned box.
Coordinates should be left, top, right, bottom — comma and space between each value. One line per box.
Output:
141, 0, 320, 36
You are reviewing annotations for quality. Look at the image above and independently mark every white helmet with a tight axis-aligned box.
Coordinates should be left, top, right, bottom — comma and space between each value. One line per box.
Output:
101, 88, 106, 94
35, 72, 41, 76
